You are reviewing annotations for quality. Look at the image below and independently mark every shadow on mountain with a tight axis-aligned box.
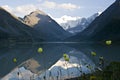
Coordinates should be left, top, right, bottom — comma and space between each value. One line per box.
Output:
66, 0, 120, 42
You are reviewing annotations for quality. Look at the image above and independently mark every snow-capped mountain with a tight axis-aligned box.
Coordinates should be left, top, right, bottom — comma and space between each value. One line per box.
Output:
55, 13, 101, 34
66, 0, 120, 41
54, 15, 81, 30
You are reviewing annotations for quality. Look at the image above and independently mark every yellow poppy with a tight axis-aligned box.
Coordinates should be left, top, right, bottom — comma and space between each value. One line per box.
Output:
63, 54, 67, 58
105, 40, 112, 45
91, 51, 96, 56
38, 48, 43, 53
13, 58, 17, 63
65, 57, 69, 61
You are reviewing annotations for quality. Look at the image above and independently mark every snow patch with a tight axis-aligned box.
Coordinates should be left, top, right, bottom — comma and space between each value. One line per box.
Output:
54, 15, 81, 24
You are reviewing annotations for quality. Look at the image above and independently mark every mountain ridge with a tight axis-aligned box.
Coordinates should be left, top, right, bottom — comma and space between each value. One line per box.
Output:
23, 10, 71, 41
0, 7, 70, 42
55, 13, 100, 35
65, 0, 120, 42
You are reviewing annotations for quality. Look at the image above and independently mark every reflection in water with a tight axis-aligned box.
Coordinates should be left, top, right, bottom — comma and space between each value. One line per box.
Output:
0, 43, 120, 78
67, 43, 120, 63
0, 43, 72, 78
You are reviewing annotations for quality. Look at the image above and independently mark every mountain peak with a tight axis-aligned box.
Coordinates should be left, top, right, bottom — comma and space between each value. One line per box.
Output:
23, 9, 48, 26
29, 9, 47, 16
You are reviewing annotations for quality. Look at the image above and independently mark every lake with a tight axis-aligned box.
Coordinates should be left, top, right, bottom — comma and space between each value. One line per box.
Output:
0, 42, 120, 78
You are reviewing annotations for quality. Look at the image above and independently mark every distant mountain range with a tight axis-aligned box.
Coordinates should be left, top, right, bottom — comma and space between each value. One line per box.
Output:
0, 8, 70, 42
0, 0, 120, 42
66, 0, 120, 42
56, 13, 101, 34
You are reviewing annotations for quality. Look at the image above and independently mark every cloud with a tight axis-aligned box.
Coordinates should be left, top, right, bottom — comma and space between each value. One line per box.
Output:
59, 3, 80, 10
41, 1, 80, 10
15, 5, 37, 15
37, 0, 42, 2
1, 5, 38, 17
42, 1, 56, 9
1, 1, 80, 17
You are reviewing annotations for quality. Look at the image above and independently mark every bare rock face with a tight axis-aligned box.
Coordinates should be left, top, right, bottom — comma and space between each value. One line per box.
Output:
24, 10, 47, 27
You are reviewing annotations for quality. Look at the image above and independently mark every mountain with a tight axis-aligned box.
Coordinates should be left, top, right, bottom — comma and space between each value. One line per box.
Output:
23, 10, 70, 41
56, 13, 100, 34
66, 0, 120, 42
67, 13, 100, 34
0, 7, 43, 42
54, 15, 81, 30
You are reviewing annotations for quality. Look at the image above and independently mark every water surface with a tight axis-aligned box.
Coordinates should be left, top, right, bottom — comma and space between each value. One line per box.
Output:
0, 43, 120, 78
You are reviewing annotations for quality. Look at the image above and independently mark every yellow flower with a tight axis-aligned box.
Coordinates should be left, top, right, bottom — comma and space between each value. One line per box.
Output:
63, 54, 69, 61
38, 48, 43, 53
65, 57, 69, 61
91, 51, 96, 56
105, 40, 112, 45
63, 54, 67, 58
13, 58, 17, 63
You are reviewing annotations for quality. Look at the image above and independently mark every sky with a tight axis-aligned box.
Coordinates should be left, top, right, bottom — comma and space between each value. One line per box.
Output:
0, 0, 115, 18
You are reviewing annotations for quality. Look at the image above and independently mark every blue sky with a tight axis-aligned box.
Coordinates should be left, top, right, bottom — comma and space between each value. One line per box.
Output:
0, 0, 115, 18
